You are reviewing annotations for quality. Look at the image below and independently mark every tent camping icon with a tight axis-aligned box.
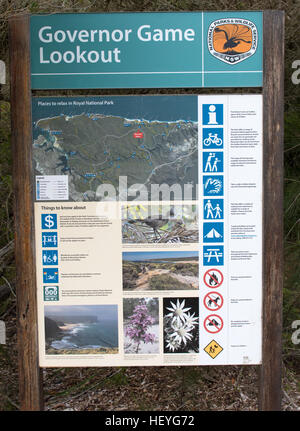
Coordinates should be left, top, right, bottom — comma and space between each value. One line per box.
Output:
203, 223, 224, 243
204, 228, 222, 239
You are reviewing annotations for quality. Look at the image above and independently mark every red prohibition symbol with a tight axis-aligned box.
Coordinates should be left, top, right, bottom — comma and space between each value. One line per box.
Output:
203, 291, 224, 311
204, 314, 224, 334
203, 268, 224, 288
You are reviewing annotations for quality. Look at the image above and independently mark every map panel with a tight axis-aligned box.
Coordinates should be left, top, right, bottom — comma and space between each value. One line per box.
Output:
32, 96, 198, 201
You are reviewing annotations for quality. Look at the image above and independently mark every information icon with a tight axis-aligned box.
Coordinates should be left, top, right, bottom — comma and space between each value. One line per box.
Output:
202, 104, 223, 125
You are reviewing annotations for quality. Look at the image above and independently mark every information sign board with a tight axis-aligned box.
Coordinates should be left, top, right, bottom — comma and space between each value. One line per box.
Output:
32, 94, 262, 366
8, 10, 284, 410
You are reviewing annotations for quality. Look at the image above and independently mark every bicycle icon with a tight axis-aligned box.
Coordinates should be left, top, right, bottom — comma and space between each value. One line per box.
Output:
204, 133, 223, 147
202, 128, 224, 149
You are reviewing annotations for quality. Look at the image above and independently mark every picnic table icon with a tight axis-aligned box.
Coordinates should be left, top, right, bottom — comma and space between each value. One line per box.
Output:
204, 248, 223, 263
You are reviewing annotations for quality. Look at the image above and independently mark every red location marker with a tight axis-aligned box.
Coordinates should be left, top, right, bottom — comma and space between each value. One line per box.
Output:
133, 131, 144, 139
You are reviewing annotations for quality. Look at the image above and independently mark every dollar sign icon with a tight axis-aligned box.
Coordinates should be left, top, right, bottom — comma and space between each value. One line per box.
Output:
45, 215, 54, 229
42, 214, 57, 230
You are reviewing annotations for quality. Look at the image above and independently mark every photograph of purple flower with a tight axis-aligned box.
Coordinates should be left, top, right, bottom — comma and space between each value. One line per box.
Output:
123, 298, 159, 354
163, 297, 199, 354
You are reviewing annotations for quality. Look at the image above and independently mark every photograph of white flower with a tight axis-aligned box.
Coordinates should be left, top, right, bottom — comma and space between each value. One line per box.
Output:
163, 297, 199, 354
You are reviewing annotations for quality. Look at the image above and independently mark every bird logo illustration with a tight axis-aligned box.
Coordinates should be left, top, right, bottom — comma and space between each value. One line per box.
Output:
207, 19, 258, 65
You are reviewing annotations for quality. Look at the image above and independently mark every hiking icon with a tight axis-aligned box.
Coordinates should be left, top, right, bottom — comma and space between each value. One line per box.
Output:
203, 199, 224, 219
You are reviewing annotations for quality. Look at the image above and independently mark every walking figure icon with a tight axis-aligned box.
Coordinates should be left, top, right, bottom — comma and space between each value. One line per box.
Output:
204, 199, 223, 219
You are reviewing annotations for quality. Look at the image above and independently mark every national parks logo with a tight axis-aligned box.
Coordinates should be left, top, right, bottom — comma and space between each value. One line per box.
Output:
207, 18, 258, 65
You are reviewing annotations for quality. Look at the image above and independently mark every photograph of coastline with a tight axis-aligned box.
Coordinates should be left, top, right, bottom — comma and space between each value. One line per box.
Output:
44, 305, 118, 355
122, 204, 198, 244
123, 298, 159, 354
122, 251, 199, 291
163, 297, 199, 354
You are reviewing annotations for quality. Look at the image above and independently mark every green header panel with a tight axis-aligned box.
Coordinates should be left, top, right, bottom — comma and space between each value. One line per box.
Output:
30, 11, 263, 89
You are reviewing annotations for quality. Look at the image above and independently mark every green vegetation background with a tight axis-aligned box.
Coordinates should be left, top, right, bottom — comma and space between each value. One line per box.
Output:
0, 0, 299, 410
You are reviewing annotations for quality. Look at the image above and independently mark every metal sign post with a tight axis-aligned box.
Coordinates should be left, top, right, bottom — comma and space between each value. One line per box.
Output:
8, 10, 284, 411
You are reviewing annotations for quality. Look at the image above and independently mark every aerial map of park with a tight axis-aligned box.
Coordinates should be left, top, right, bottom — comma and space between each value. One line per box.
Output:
32, 96, 198, 201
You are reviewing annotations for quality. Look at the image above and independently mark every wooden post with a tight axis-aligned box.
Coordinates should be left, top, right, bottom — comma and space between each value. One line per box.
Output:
9, 14, 44, 411
259, 10, 285, 411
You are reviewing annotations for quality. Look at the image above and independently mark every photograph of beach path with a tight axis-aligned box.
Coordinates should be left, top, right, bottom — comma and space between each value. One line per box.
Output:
44, 305, 118, 355
122, 251, 199, 291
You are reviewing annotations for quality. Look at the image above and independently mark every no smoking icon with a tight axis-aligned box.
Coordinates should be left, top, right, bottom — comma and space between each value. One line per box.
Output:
203, 268, 223, 288
204, 314, 224, 334
203, 292, 224, 311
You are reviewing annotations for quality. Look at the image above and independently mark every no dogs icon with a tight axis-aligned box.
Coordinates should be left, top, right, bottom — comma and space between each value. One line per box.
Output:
203, 292, 224, 311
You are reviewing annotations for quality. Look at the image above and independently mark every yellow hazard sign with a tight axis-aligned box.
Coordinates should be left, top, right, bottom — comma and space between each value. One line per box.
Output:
204, 340, 223, 359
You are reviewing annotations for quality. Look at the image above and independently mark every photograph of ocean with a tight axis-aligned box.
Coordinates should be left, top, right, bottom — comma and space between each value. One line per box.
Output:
44, 305, 118, 354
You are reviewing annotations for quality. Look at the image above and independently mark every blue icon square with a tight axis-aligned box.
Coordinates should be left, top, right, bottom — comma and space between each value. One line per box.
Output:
203, 151, 223, 173
42, 232, 58, 248
43, 268, 59, 283
203, 104, 223, 126
203, 222, 224, 243
203, 246, 224, 266
41, 214, 57, 230
203, 175, 224, 196
42, 250, 58, 266
203, 199, 224, 220
202, 128, 223, 149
